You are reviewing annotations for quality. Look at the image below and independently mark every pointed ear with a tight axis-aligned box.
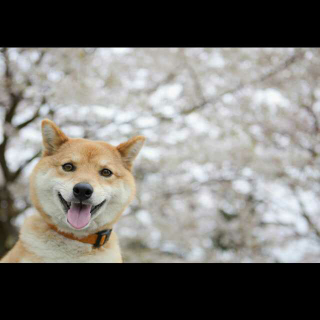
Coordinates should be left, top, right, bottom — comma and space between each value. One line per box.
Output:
117, 136, 145, 170
41, 119, 68, 156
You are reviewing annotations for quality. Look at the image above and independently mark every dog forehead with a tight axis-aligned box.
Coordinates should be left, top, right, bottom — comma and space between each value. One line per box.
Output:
62, 139, 120, 164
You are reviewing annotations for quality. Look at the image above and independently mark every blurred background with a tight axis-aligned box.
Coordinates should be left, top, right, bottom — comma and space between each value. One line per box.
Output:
0, 48, 320, 262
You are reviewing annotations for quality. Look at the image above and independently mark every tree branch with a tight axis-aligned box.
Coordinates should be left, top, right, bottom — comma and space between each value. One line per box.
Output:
182, 50, 305, 115
11, 150, 41, 182
15, 97, 46, 130
0, 135, 11, 181
291, 185, 320, 239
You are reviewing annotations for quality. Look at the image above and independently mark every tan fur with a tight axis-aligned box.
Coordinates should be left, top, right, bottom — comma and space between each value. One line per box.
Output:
1, 119, 145, 263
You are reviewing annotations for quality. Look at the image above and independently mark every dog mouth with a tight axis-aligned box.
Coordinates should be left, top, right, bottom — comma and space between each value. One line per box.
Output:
58, 192, 106, 229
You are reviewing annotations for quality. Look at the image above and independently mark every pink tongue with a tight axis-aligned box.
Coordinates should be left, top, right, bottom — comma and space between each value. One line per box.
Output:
67, 203, 92, 229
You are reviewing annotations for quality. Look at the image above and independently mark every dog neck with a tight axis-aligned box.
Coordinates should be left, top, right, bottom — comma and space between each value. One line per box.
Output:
48, 224, 112, 248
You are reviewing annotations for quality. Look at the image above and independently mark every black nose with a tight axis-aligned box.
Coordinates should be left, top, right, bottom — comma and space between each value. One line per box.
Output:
73, 183, 93, 201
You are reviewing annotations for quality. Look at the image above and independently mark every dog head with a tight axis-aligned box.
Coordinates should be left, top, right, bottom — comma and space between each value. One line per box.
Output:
30, 119, 145, 237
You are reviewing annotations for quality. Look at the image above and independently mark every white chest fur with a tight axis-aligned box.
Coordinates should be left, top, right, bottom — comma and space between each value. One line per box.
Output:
20, 218, 122, 263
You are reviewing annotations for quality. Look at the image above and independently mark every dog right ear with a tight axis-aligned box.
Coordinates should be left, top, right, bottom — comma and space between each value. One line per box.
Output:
41, 119, 68, 156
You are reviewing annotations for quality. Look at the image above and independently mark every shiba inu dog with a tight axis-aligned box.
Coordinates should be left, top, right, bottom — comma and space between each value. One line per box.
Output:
1, 119, 145, 263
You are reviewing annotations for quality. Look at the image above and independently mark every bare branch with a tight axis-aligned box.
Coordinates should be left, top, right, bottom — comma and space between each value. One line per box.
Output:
291, 185, 320, 239
15, 97, 46, 130
180, 50, 206, 104
11, 150, 41, 182
0, 135, 11, 181
182, 50, 306, 115
1, 48, 24, 123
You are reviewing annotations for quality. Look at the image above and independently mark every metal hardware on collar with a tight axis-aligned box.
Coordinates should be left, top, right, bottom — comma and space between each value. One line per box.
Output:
94, 229, 112, 248
48, 224, 113, 248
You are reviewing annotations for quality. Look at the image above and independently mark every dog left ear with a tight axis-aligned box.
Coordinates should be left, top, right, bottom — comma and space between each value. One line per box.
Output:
41, 119, 69, 156
117, 136, 145, 170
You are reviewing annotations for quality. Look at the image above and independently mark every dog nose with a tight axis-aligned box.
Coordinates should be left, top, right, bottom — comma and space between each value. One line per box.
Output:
73, 183, 93, 201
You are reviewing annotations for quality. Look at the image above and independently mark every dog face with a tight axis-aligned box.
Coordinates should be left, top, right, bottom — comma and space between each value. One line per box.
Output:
30, 120, 145, 236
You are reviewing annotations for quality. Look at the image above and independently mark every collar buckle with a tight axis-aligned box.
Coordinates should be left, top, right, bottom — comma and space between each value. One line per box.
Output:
94, 229, 112, 248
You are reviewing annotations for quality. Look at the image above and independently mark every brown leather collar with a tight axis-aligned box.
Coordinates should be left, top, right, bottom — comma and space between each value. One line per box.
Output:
49, 224, 112, 248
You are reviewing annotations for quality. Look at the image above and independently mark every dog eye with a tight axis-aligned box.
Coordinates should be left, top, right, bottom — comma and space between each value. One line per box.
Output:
100, 168, 113, 177
62, 163, 75, 172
